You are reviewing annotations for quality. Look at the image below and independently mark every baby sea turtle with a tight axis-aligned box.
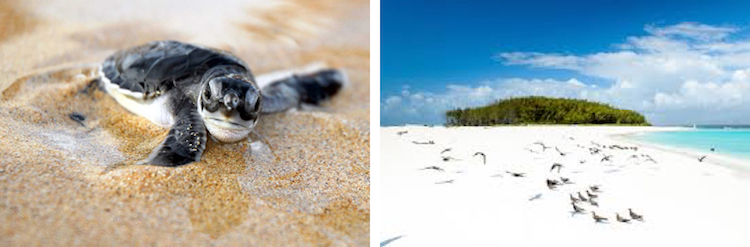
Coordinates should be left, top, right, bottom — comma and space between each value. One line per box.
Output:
99, 40, 343, 166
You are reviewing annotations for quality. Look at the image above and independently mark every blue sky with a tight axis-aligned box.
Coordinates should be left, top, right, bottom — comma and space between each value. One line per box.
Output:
381, 0, 750, 126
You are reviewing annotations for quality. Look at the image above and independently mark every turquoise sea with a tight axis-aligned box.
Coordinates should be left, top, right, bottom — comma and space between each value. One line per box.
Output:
630, 126, 750, 160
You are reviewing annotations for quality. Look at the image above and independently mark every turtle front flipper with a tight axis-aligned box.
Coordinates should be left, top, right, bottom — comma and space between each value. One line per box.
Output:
259, 69, 345, 113
140, 97, 207, 166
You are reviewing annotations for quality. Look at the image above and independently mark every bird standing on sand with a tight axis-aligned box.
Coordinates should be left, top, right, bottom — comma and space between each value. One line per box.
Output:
592, 211, 609, 223
589, 185, 601, 193
397, 130, 408, 135
570, 194, 580, 203
561, 177, 573, 184
572, 202, 586, 213
698, 155, 708, 162
589, 198, 599, 207
616, 213, 631, 223
586, 190, 598, 199
629, 208, 643, 221
474, 152, 486, 165
577, 192, 588, 202
641, 154, 657, 163
550, 163, 563, 173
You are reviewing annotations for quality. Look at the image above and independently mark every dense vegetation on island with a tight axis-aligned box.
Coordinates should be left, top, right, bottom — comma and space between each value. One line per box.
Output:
446, 96, 649, 126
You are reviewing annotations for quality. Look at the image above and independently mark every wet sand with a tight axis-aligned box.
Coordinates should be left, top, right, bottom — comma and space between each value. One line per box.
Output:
0, 0, 369, 246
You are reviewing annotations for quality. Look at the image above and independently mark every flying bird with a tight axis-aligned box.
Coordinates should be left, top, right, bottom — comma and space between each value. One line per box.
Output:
440, 148, 452, 154
474, 152, 486, 165
561, 177, 573, 184
442, 156, 460, 162
506, 171, 526, 177
546, 179, 560, 190
555, 147, 569, 156
550, 163, 564, 173
533, 142, 552, 151
698, 155, 708, 162
435, 180, 455, 184
601, 155, 614, 162
419, 166, 444, 172
412, 140, 435, 145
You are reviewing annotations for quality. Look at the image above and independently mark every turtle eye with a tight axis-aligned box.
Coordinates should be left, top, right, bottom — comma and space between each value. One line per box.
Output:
203, 86, 211, 99
202, 87, 219, 112
244, 88, 261, 113
253, 98, 261, 111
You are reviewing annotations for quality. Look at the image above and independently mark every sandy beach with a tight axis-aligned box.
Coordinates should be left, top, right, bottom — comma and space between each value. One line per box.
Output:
0, 0, 369, 246
381, 126, 750, 246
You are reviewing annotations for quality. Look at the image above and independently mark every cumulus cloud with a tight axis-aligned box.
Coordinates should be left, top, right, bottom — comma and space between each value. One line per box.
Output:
382, 22, 750, 125
381, 78, 602, 125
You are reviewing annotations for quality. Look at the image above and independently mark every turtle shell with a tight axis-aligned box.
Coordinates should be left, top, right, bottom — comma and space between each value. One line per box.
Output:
102, 40, 250, 98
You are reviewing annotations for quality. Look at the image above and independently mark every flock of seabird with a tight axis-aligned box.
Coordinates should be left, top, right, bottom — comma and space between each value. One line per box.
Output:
535, 139, 649, 224
399, 129, 651, 226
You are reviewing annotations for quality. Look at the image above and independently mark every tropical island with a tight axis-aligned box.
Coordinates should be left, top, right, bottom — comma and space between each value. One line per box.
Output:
445, 96, 649, 126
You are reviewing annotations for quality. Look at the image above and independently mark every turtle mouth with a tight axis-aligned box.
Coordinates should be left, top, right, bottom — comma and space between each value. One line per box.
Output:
203, 117, 252, 130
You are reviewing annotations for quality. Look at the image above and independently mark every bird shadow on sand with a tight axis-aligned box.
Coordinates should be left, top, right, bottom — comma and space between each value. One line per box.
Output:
380, 235, 405, 247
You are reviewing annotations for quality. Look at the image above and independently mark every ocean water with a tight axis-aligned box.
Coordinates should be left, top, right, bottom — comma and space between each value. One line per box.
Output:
631, 126, 750, 160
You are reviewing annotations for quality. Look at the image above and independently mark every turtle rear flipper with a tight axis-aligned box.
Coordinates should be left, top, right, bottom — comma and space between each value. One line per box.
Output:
260, 69, 345, 113
140, 98, 207, 166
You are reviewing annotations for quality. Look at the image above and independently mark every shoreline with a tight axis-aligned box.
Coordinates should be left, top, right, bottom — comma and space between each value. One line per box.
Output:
612, 128, 750, 178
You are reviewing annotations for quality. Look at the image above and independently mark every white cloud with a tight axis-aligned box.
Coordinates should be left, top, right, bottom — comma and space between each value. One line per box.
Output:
644, 22, 737, 41
381, 78, 602, 125
382, 22, 750, 125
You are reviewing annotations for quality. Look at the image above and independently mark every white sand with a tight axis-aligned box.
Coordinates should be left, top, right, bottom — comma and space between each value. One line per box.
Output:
380, 126, 750, 247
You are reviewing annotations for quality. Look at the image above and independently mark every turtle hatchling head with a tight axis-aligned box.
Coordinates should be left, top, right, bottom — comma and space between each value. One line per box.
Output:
198, 73, 261, 143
